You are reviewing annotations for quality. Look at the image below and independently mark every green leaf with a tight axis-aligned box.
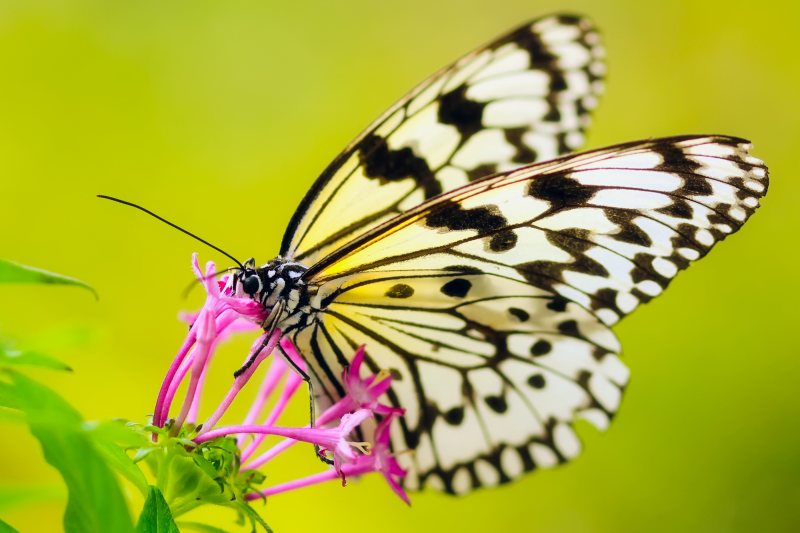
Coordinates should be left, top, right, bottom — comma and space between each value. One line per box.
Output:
9, 371, 134, 533
0, 259, 96, 298
136, 487, 179, 533
86, 421, 150, 496
242, 503, 272, 533
0, 517, 19, 533
0, 347, 72, 372
0, 382, 22, 410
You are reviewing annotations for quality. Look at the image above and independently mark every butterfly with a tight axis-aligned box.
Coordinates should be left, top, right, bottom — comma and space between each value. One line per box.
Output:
227, 14, 769, 494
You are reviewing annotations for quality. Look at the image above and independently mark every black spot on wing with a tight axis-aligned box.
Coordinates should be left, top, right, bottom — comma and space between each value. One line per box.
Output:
558, 319, 580, 337
358, 133, 442, 198
528, 174, 595, 209
508, 307, 530, 322
444, 406, 465, 425
548, 72, 568, 92
605, 210, 654, 247
467, 163, 498, 182
516, 253, 610, 302
438, 84, 486, 138
657, 198, 694, 220
543, 106, 561, 123
509, 24, 557, 67
682, 175, 714, 196
530, 340, 552, 356
546, 227, 593, 253
555, 132, 572, 155
489, 230, 518, 252
655, 143, 702, 174
527, 374, 546, 389
441, 278, 472, 298
554, 13, 584, 24
505, 128, 537, 164
385, 283, 414, 298
485, 395, 508, 413
443, 264, 484, 275
546, 296, 569, 312
425, 201, 508, 234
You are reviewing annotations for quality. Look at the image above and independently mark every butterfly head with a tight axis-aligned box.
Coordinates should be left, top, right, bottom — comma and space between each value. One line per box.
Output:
237, 258, 261, 297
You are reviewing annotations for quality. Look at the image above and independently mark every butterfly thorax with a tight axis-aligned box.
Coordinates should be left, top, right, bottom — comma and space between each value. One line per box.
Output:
236, 258, 311, 326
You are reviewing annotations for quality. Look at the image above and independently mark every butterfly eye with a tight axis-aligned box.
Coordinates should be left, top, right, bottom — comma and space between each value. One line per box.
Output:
242, 274, 261, 296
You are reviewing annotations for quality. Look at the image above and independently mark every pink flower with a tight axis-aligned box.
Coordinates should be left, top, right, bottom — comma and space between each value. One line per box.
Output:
152, 254, 268, 429
302, 409, 374, 477
196, 408, 375, 481
315, 346, 404, 426
155, 255, 410, 506
342, 413, 410, 504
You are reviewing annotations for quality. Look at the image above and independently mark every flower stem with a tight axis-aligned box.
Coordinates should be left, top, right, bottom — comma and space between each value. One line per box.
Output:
196, 329, 281, 436
153, 330, 196, 428
245, 462, 374, 500
241, 369, 304, 462
237, 347, 287, 446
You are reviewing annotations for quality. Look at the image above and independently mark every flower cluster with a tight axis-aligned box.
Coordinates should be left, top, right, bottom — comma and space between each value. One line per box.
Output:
152, 254, 409, 506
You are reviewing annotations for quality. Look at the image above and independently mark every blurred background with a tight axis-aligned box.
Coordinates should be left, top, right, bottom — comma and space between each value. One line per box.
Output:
1, 0, 798, 531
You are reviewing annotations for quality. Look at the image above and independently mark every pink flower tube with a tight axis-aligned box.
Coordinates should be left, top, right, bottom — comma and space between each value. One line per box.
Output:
154, 254, 409, 504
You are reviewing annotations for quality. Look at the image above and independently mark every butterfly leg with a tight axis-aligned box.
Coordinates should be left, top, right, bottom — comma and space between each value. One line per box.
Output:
277, 341, 334, 465
233, 300, 287, 377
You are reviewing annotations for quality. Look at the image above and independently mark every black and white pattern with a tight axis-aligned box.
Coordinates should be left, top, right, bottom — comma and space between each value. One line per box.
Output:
234, 14, 769, 495
283, 136, 768, 493
282, 14, 605, 266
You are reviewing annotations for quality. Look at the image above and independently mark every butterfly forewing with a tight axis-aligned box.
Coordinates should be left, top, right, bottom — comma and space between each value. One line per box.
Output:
291, 135, 767, 493
281, 14, 605, 265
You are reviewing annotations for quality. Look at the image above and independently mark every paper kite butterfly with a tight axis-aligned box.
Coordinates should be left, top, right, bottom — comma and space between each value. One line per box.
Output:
209, 14, 772, 493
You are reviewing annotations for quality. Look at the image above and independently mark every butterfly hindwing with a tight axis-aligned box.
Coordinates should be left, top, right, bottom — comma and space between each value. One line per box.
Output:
281, 14, 605, 265
292, 269, 627, 493
291, 135, 767, 492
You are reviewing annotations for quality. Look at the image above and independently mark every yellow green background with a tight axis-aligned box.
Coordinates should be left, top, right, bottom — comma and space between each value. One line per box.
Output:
1, 0, 798, 531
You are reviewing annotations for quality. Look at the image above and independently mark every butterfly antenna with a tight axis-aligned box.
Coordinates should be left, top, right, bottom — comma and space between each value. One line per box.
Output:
97, 195, 245, 269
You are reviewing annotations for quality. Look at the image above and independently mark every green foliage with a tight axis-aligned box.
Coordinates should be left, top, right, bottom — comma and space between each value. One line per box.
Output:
0, 261, 130, 531
134, 425, 269, 532
0, 518, 19, 533
86, 421, 151, 496
1, 352, 271, 532
0, 343, 72, 372
136, 487, 179, 533
2, 362, 272, 531
2, 371, 134, 533
0, 259, 96, 298
0, 261, 268, 531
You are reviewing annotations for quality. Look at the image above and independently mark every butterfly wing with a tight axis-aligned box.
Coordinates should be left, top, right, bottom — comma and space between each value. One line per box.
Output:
290, 272, 626, 494
291, 135, 768, 493
281, 14, 605, 265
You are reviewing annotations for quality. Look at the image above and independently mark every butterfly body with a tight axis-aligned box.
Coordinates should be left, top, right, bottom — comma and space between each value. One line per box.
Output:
237, 258, 311, 323
228, 14, 767, 494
